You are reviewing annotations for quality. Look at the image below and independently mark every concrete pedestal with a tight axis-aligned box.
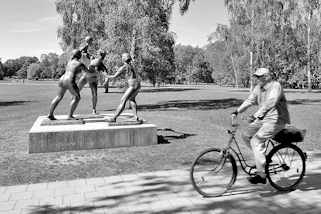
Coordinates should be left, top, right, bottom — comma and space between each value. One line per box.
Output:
28, 114, 157, 153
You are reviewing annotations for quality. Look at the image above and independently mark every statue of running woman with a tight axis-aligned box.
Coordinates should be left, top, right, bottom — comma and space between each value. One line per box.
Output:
106, 53, 141, 122
48, 50, 88, 120
78, 49, 108, 114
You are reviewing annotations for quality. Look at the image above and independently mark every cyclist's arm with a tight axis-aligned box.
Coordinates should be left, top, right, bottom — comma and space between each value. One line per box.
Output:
236, 86, 259, 114
254, 82, 282, 119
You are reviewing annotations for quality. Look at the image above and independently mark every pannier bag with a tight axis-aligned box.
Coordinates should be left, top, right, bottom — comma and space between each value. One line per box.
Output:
273, 126, 306, 144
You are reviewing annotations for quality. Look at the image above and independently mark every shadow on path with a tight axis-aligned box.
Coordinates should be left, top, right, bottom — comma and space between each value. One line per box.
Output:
27, 167, 321, 214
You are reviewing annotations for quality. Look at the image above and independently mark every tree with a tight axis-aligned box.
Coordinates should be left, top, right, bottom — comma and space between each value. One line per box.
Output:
55, 53, 69, 79
0, 58, 4, 80
27, 63, 42, 80
174, 45, 202, 83
300, 0, 321, 91
201, 0, 313, 89
3, 56, 38, 78
39, 53, 60, 78
56, 0, 176, 85
191, 52, 213, 83
3, 59, 21, 77
17, 64, 29, 79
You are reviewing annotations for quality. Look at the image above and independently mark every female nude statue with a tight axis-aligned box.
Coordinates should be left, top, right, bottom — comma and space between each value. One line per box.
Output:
106, 53, 141, 122
48, 50, 88, 120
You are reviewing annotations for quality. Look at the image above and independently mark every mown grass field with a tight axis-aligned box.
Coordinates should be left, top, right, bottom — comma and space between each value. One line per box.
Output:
1, 81, 321, 186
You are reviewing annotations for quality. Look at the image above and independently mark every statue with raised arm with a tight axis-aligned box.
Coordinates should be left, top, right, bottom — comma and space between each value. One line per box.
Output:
79, 36, 94, 65
78, 49, 108, 114
48, 49, 89, 120
106, 53, 141, 122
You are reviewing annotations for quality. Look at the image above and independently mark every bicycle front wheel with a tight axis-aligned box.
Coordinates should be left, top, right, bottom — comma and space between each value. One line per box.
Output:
266, 143, 306, 191
190, 148, 237, 197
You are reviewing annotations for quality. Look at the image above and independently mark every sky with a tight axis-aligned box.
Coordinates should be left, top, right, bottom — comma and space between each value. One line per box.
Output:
0, 0, 229, 61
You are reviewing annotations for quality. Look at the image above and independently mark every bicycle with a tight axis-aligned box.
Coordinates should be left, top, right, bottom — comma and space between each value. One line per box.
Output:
190, 117, 307, 197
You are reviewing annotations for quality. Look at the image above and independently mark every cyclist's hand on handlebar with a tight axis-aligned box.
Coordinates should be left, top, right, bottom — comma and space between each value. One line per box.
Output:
231, 110, 238, 117
247, 115, 264, 123
231, 110, 238, 127
253, 112, 264, 120
247, 115, 256, 123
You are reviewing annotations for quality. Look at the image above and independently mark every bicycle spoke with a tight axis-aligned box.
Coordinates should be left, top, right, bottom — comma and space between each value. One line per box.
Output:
191, 148, 237, 197
266, 144, 305, 191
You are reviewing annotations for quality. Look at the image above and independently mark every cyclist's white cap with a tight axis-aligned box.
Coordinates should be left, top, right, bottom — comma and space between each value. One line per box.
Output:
253, 68, 270, 77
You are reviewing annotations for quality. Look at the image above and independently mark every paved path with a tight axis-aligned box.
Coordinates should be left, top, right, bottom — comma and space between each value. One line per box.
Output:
0, 152, 320, 214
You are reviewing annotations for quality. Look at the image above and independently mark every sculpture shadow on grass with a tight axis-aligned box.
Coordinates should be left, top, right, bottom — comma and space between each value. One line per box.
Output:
157, 128, 196, 144
0, 100, 32, 107
287, 99, 321, 105
103, 99, 243, 112
104, 98, 244, 112
26, 171, 321, 214
105, 87, 200, 94
140, 87, 200, 93
138, 98, 243, 111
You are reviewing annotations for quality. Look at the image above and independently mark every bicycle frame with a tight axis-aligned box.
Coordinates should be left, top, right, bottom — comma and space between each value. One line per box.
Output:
223, 125, 278, 176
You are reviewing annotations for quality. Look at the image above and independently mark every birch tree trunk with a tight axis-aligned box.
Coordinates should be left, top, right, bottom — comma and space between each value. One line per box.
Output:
307, 9, 312, 92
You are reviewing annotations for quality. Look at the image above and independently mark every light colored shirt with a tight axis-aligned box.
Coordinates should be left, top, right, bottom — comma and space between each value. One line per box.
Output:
237, 81, 290, 124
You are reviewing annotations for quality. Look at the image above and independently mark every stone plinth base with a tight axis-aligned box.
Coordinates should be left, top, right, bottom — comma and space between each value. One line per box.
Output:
29, 114, 157, 153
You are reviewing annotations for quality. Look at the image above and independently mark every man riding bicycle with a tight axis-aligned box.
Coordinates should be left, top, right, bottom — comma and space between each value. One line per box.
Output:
232, 68, 290, 184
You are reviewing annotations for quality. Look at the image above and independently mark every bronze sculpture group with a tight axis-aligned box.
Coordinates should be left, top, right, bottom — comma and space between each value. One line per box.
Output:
48, 36, 141, 122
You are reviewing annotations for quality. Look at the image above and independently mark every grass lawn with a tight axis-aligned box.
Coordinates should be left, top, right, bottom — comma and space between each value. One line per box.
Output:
1, 81, 321, 186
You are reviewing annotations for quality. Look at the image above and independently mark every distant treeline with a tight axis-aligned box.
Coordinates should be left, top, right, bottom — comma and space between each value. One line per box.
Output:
0, 53, 65, 80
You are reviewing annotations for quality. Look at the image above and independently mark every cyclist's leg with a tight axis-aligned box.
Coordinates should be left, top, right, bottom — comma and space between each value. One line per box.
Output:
251, 122, 285, 177
242, 120, 262, 148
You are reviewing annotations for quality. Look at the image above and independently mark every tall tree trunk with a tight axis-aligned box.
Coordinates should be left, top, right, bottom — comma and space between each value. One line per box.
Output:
223, 38, 239, 88
250, 51, 253, 89
307, 9, 312, 92
230, 54, 239, 88
249, 4, 254, 91
130, 29, 137, 60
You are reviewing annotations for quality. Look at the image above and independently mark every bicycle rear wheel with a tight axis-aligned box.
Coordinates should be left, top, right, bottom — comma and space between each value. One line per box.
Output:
190, 148, 237, 197
266, 143, 306, 191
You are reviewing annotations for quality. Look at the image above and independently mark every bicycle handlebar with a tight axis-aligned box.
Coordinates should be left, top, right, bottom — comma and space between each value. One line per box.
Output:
231, 115, 238, 127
